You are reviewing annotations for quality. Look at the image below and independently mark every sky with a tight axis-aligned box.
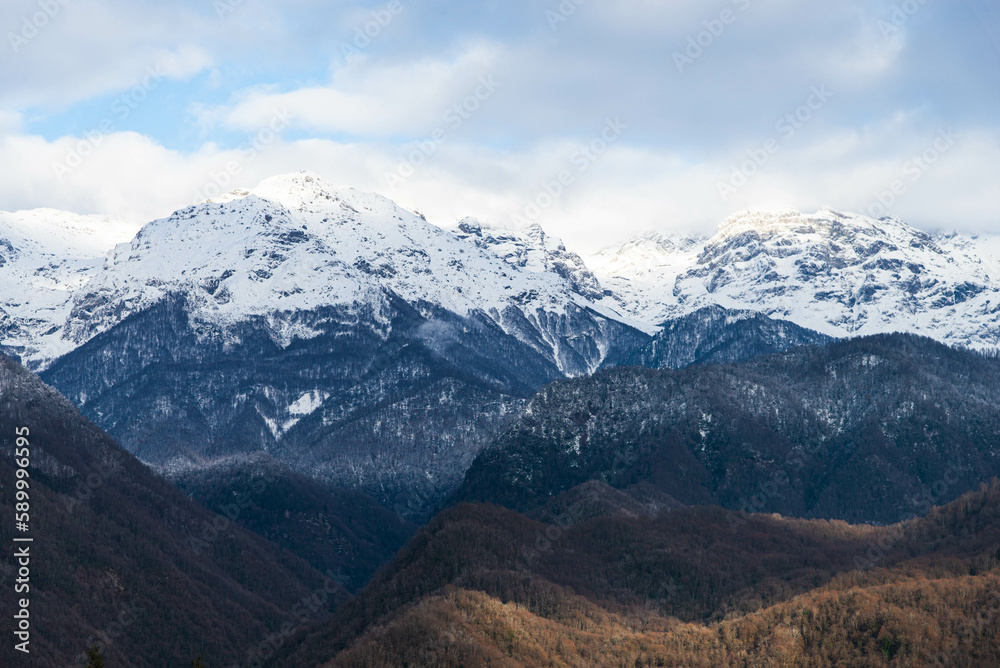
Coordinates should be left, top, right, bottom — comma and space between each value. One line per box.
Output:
1, 0, 999, 250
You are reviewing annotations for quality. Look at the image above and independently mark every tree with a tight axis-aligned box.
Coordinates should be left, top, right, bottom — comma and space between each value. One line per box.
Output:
86, 645, 105, 668
191, 655, 207, 667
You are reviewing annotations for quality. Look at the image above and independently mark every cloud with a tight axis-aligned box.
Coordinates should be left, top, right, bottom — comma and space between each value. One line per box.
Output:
1, 1, 215, 109
201, 42, 504, 137
0, 110, 23, 134
0, 0, 998, 248
1, 114, 997, 251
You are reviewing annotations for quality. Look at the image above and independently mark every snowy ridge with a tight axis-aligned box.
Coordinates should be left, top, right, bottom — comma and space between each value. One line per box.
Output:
0, 210, 140, 365
595, 209, 1000, 348
584, 231, 706, 326
451, 217, 604, 300
5, 175, 1000, 370
52, 173, 637, 374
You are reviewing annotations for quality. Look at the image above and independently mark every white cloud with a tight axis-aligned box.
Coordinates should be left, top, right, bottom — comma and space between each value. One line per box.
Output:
1, 115, 997, 250
0, 1, 213, 108
0, 110, 24, 134
1, 1, 999, 246
202, 43, 503, 137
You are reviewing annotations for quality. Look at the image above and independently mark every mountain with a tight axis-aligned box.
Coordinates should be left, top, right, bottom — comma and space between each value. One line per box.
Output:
7, 177, 1000, 665
36, 173, 648, 519
9, 196, 1000, 372
0, 209, 138, 367
9, 181, 1000, 517
275, 481, 1000, 667
585, 230, 706, 326
20, 187, 1000, 522
453, 334, 1000, 524
451, 217, 607, 304
0, 355, 342, 666
41, 291, 541, 520
594, 209, 1000, 349
45, 172, 643, 377
620, 304, 834, 370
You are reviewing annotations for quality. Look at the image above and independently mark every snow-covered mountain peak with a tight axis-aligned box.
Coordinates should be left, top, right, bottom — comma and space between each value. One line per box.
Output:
584, 230, 705, 326
47, 180, 643, 375
699, 209, 947, 269
1, 209, 140, 258
455, 216, 556, 247
451, 216, 604, 300
7, 178, 1000, 369
720, 208, 862, 238
716, 208, 805, 236
668, 209, 996, 343
583, 209, 1000, 347
0, 209, 140, 366
588, 231, 704, 274
206, 172, 411, 224
254, 172, 363, 209
712, 208, 940, 250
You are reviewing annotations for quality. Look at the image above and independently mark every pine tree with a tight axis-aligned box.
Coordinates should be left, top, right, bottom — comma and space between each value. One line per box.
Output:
86, 645, 105, 668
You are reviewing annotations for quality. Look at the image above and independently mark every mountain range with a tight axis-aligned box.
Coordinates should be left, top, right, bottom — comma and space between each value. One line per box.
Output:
6, 346, 999, 665
277, 479, 1000, 667
6, 173, 1000, 372
4, 172, 1000, 521
5, 172, 1000, 664
586, 209, 1000, 348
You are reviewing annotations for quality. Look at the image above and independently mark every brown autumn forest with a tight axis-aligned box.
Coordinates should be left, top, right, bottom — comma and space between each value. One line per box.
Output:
275, 479, 1000, 667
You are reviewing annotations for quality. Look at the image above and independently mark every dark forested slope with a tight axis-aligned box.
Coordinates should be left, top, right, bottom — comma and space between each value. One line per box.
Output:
169, 453, 416, 593
455, 334, 1000, 524
0, 355, 341, 666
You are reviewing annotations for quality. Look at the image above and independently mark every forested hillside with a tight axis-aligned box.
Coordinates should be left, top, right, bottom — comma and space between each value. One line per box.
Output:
278, 480, 1000, 666
0, 356, 340, 666
455, 334, 1000, 524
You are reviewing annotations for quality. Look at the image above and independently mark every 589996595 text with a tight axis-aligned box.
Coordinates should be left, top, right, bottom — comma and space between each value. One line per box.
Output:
13, 426, 32, 654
